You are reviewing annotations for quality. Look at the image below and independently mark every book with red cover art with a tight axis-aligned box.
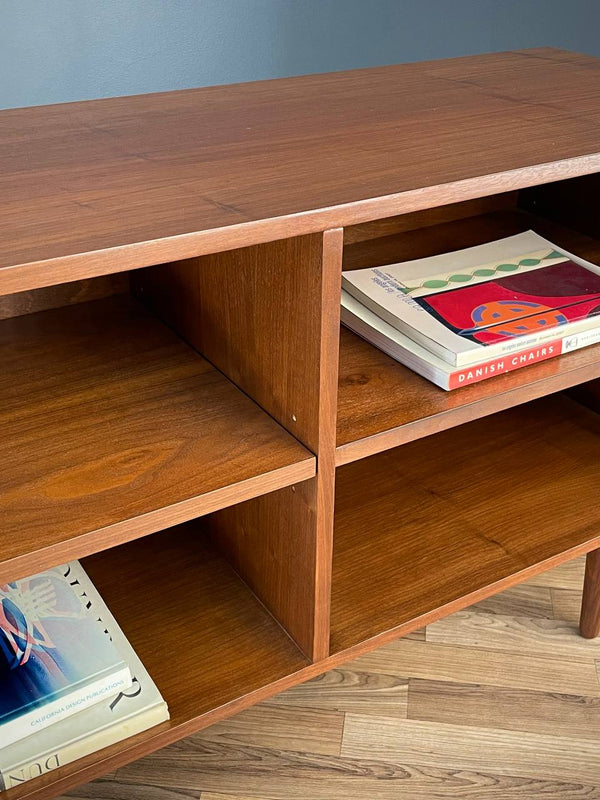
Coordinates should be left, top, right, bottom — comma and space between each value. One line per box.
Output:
342, 231, 600, 366
341, 289, 600, 391
418, 259, 600, 345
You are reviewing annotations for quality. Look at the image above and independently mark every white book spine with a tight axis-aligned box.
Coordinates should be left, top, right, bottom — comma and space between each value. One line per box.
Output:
0, 666, 132, 744
341, 290, 600, 391
0, 702, 168, 791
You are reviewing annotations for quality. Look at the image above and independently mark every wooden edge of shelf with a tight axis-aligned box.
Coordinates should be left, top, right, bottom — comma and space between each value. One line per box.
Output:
8, 528, 599, 800
335, 358, 600, 466
0, 457, 315, 586
3, 154, 600, 298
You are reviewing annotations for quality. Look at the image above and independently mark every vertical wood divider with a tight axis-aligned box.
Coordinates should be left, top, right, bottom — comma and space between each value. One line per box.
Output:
132, 229, 343, 661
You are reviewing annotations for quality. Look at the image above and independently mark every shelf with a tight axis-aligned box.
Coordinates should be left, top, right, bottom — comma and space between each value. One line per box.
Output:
5, 524, 310, 800
331, 394, 600, 653
3, 49, 600, 800
0, 294, 315, 583
337, 209, 600, 464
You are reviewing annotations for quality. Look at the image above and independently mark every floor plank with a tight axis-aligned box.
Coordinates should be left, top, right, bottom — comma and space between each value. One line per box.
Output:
113, 739, 600, 800
552, 589, 583, 624
202, 796, 275, 800
525, 557, 585, 590
350, 638, 600, 696
265, 667, 408, 717
407, 679, 600, 738
191, 704, 344, 756
468, 584, 554, 619
201, 796, 276, 800
66, 783, 201, 800
341, 715, 600, 784
425, 609, 600, 661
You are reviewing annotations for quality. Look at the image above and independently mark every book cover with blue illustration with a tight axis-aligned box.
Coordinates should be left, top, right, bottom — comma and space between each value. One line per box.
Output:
0, 563, 168, 790
0, 562, 132, 744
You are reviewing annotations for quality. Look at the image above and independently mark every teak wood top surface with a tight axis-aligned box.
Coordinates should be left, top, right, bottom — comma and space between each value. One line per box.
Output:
2, 48, 600, 293
0, 294, 314, 584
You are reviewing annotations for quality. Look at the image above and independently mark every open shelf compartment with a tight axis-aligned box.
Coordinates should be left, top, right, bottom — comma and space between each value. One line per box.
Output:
337, 203, 600, 464
4, 521, 310, 799
0, 293, 315, 583
331, 393, 600, 654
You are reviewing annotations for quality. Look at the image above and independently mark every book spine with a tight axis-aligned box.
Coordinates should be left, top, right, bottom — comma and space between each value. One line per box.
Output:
0, 666, 132, 745
0, 703, 168, 791
456, 311, 600, 367
449, 327, 600, 389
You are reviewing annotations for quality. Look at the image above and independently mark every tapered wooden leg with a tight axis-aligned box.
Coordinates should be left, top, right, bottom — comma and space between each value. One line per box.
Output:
580, 549, 600, 639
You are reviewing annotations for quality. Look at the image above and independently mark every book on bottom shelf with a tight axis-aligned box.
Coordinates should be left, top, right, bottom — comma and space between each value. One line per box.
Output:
0, 562, 169, 790
0, 562, 132, 745
342, 289, 600, 391
342, 230, 600, 367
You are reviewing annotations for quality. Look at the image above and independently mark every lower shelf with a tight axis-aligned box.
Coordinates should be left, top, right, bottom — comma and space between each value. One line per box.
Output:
5, 524, 309, 800
331, 393, 600, 653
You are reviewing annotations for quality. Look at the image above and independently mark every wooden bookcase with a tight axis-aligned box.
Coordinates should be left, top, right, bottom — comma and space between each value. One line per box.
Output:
2, 47, 600, 798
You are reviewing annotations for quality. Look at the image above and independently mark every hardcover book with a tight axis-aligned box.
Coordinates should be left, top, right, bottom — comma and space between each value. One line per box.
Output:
342, 231, 600, 366
0, 562, 132, 745
342, 290, 600, 390
0, 565, 169, 791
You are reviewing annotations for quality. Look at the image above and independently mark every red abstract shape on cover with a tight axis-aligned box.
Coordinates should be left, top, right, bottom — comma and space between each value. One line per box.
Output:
470, 299, 568, 338
416, 260, 600, 345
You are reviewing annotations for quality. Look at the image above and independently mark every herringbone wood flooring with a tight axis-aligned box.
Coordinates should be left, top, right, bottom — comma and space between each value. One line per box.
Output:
64, 556, 600, 800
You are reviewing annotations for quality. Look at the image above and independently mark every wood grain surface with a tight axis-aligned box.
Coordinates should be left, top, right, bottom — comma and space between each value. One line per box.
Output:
332, 394, 600, 652
0, 274, 129, 320
134, 231, 341, 455
136, 228, 343, 659
0, 294, 314, 583
2, 48, 600, 293
61, 557, 600, 800
206, 481, 324, 659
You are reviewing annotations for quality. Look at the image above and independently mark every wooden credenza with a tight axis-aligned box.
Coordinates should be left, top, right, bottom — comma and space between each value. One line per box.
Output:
2, 46, 600, 798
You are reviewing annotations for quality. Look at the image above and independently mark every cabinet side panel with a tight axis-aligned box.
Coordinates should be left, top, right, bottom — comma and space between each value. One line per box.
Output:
133, 230, 343, 660
205, 480, 320, 659
133, 233, 334, 452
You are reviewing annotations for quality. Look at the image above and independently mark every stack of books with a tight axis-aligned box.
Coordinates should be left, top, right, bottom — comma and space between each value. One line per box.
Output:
0, 561, 169, 790
342, 230, 600, 390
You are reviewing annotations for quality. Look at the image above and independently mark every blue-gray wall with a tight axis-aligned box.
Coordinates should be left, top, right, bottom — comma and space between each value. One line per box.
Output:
1, 0, 599, 110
